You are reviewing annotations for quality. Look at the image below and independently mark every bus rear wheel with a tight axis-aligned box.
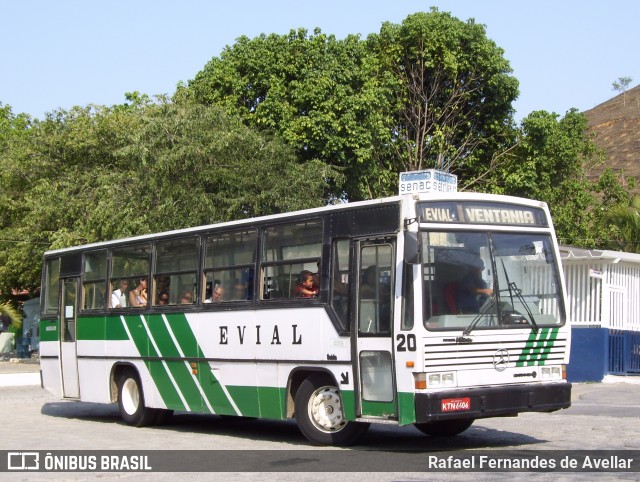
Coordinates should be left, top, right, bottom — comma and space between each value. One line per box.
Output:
117, 369, 158, 427
294, 374, 369, 446
414, 418, 474, 437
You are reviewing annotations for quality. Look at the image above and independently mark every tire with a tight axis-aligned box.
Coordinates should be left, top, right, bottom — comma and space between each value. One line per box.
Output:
294, 374, 369, 446
153, 408, 174, 426
414, 418, 474, 437
117, 369, 158, 427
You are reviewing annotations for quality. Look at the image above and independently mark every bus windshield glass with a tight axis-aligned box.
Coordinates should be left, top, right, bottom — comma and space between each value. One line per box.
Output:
421, 231, 565, 331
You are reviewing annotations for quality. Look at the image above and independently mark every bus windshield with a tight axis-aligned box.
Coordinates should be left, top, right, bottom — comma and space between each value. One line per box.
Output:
421, 231, 565, 331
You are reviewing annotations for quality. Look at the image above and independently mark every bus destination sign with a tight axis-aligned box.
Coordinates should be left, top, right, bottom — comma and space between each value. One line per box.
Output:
417, 201, 548, 227
399, 169, 458, 195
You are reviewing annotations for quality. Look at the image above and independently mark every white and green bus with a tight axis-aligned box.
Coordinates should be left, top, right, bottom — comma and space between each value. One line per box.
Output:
39, 180, 571, 446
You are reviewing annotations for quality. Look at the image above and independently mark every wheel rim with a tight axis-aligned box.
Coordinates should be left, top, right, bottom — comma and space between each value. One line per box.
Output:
307, 385, 347, 433
121, 377, 140, 416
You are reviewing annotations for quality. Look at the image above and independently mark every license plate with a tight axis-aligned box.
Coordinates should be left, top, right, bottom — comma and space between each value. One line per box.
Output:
441, 397, 471, 412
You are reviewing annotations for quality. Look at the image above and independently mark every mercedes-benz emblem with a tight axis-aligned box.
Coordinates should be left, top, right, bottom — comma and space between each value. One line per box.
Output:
493, 349, 509, 372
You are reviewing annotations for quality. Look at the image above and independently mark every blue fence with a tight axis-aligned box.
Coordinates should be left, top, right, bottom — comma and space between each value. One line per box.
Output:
608, 330, 640, 375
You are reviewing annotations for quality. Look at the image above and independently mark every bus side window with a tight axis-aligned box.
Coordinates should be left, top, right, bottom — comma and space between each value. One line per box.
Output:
43, 258, 60, 316
260, 220, 322, 301
331, 239, 350, 328
204, 229, 257, 303
110, 244, 150, 309
154, 237, 199, 306
82, 250, 108, 310
358, 243, 393, 335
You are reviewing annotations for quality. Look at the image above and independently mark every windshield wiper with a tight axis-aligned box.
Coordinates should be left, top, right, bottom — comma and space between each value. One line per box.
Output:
462, 297, 496, 335
499, 259, 538, 333
507, 281, 539, 333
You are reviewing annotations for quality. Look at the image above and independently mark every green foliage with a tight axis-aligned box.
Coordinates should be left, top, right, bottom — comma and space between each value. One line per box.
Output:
370, 9, 519, 183
603, 194, 640, 253
0, 302, 22, 332
1, 9, 637, 297
0, 99, 338, 293
183, 10, 518, 200
484, 109, 635, 248
182, 28, 381, 200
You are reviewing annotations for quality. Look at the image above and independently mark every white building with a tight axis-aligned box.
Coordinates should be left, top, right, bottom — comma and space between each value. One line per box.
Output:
560, 246, 640, 377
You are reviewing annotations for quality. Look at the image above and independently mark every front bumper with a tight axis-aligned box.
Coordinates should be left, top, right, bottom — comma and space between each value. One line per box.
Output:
414, 382, 572, 423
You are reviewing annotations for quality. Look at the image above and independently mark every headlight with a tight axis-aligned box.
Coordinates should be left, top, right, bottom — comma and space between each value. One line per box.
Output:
541, 366, 563, 379
425, 371, 457, 388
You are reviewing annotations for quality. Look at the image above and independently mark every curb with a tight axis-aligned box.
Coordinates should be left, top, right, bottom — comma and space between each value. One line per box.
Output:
0, 372, 41, 387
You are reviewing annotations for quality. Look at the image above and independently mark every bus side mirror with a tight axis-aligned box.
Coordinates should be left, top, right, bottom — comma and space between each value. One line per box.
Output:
404, 231, 421, 265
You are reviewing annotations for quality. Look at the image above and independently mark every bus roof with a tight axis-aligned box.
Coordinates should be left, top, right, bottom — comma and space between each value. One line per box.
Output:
44, 191, 548, 256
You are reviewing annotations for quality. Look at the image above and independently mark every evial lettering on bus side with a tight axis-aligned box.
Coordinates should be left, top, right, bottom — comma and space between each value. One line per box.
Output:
219, 324, 303, 345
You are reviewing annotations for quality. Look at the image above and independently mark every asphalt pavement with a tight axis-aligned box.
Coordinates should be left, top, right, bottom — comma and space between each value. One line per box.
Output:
1, 360, 638, 481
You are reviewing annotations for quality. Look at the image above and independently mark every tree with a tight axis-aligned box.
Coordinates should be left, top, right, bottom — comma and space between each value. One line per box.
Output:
603, 194, 640, 253
0, 99, 338, 294
612, 76, 633, 106
485, 108, 634, 248
369, 9, 519, 184
181, 28, 380, 200
183, 11, 519, 200
0, 302, 22, 334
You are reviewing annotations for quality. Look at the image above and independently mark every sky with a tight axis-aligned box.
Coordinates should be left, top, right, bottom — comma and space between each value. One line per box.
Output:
2, 0, 639, 121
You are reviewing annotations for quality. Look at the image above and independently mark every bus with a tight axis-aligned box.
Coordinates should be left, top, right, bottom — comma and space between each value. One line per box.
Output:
39, 184, 571, 446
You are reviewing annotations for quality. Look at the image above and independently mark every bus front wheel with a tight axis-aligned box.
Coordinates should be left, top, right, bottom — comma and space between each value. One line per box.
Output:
414, 418, 474, 437
117, 369, 157, 427
294, 374, 369, 446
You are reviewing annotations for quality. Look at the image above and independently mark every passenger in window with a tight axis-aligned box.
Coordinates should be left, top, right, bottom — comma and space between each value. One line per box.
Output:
111, 279, 129, 308
205, 284, 225, 303
129, 278, 148, 307
313, 261, 321, 291
333, 271, 349, 297
240, 269, 254, 300
157, 291, 170, 305
360, 266, 379, 299
456, 257, 493, 313
180, 290, 193, 305
232, 281, 247, 301
157, 276, 170, 295
294, 270, 319, 298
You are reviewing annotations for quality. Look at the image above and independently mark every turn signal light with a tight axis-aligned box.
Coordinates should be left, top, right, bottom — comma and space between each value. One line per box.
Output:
414, 373, 426, 390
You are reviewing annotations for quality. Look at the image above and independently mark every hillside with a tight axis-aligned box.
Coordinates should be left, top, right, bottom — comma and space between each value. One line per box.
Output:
583, 84, 640, 192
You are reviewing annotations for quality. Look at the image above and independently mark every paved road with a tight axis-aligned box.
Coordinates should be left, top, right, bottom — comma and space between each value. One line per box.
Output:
1, 361, 639, 480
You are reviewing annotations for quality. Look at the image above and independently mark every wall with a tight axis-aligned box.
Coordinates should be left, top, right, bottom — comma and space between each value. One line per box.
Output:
567, 327, 608, 382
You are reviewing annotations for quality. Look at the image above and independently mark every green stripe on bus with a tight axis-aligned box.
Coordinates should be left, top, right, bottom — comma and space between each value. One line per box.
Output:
145, 315, 211, 413
195, 361, 237, 415
397, 391, 416, 425
77, 315, 129, 341
340, 390, 356, 421
123, 315, 193, 412
225, 385, 261, 416
148, 360, 188, 412
361, 399, 396, 418
164, 313, 202, 358
516, 328, 558, 366
257, 386, 285, 419
123, 315, 157, 358
40, 320, 59, 342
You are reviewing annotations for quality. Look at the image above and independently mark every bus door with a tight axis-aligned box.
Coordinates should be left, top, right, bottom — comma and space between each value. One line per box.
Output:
354, 238, 397, 419
59, 277, 80, 398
